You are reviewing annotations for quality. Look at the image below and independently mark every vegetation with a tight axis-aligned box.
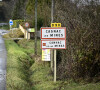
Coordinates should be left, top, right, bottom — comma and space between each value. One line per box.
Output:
5, 40, 32, 90
1, 0, 100, 89
0, 25, 9, 30
54, 0, 100, 81
12, 20, 24, 28
3, 29, 24, 38
5, 36, 100, 90
26, 0, 51, 29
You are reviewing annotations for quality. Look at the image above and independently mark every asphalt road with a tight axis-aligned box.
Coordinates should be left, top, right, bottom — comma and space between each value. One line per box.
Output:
0, 30, 7, 90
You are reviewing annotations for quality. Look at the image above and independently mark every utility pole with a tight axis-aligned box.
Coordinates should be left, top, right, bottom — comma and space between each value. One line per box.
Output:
51, 0, 57, 82
35, 0, 37, 55
51, 0, 54, 23
51, 0, 54, 71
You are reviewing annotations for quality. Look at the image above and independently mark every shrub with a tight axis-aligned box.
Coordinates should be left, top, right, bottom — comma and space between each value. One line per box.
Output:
12, 20, 24, 28
3, 29, 24, 38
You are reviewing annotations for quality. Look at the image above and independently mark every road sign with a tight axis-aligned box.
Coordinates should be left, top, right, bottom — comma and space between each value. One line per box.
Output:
41, 40, 66, 49
28, 28, 35, 32
41, 27, 66, 39
9, 20, 13, 25
25, 22, 29, 28
51, 23, 61, 27
42, 49, 50, 61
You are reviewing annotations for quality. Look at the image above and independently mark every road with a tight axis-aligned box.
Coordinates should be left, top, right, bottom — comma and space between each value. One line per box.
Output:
0, 30, 7, 90
0, 23, 8, 27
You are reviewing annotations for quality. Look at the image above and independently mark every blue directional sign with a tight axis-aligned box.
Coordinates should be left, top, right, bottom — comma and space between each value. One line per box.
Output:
9, 20, 13, 25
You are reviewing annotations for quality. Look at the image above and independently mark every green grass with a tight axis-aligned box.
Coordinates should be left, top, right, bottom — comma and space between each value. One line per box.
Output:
0, 25, 9, 30
18, 39, 41, 55
60, 82, 100, 90
5, 32, 100, 90
5, 39, 59, 90
30, 61, 59, 90
5, 40, 32, 90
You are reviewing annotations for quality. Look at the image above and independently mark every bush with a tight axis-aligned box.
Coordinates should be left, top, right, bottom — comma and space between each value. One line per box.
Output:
57, 27, 100, 81
12, 20, 24, 28
3, 29, 24, 38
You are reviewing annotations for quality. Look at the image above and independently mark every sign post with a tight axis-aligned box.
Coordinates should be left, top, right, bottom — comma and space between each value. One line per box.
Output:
9, 19, 13, 34
54, 49, 56, 82
51, 23, 61, 82
25, 22, 30, 40
41, 23, 66, 82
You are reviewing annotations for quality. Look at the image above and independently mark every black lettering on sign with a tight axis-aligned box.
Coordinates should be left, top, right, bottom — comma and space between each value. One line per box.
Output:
61, 34, 63, 37
52, 24, 54, 27
44, 35, 47, 37
58, 24, 60, 27
51, 30, 53, 33
50, 34, 53, 37
46, 30, 50, 33
55, 45, 58, 47
54, 30, 57, 33
59, 30, 61, 33
55, 24, 57, 27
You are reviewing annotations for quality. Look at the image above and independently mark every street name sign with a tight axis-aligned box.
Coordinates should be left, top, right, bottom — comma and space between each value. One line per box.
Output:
41, 27, 66, 39
41, 40, 66, 49
9, 20, 13, 25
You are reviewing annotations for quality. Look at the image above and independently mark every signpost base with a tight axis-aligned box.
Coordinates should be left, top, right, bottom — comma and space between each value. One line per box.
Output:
54, 49, 56, 82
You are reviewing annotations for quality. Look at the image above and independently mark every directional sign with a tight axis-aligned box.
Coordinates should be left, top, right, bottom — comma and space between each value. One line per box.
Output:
9, 20, 13, 25
28, 28, 35, 32
41, 27, 66, 39
41, 40, 66, 49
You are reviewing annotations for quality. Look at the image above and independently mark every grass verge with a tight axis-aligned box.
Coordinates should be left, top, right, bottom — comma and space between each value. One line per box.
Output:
5, 36, 100, 90
0, 25, 9, 30
5, 40, 33, 90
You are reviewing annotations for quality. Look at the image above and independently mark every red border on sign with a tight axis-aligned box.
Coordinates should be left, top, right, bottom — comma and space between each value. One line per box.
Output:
41, 27, 66, 39
25, 22, 30, 28
41, 39, 66, 49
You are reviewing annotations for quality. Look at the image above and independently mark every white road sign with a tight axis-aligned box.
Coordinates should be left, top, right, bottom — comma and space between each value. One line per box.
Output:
9, 20, 13, 25
41, 27, 66, 39
42, 49, 50, 61
41, 40, 66, 49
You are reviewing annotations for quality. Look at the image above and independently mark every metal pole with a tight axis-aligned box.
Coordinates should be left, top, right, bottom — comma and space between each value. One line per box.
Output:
35, 0, 37, 55
54, 49, 56, 82
10, 25, 13, 34
10, 25, 11, 30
